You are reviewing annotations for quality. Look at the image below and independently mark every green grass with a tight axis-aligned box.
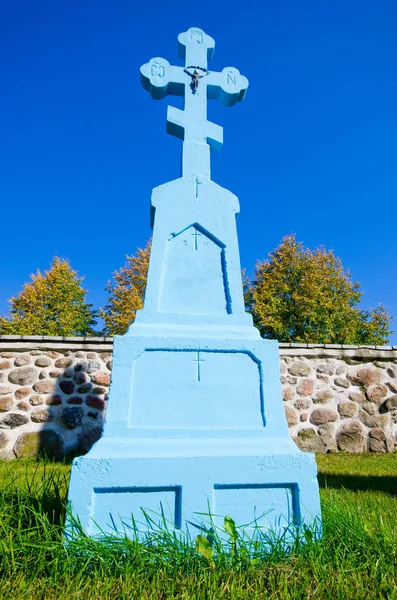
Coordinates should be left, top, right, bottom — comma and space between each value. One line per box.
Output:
0, 454, 397, 599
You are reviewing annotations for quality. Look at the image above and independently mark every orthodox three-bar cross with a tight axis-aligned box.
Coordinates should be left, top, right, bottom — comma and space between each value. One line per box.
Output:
140, 27, 248, 179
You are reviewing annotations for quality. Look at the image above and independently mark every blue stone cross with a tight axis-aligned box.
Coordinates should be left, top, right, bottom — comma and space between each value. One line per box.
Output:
140, 27, 248, 154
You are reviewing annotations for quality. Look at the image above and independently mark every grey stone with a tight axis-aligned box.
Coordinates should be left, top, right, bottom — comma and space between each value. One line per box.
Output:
386, 381, 397, 393
55, 358, 73, 368
336, 421, 366, 453
294, 428, 327, 453
59, 380, 75, 395
78, 427, 102, 453
8, 367, 37, 386
310, 408, 339, 426
366, 385, 388, 404
288, 362, 310, 377
362, 402, 378, 415
86, 360, 101, 374
368, 438, 387, 453
385, 395, 397, 411
33, 380, 56, 394
294, 398, 312, 410
14, 354, 31, 367
0, 386, 13, 396
316, 363, 335, 376
14, 430, 63, 459
338, 401, 358, 418
29, 395, 44, 406
284, 405, 298, 426
387, 367, 397, 378
0, 413, 29, 429
336, 365, 347, 376
349, 392, 365, 404
334, 378, 350, 389
359, 411, 390, 428
0, 430, 8, 449
31, 409, 53, 423
63, 407, 84, 429
314, 390, 333, 404
35, 357, 52, 367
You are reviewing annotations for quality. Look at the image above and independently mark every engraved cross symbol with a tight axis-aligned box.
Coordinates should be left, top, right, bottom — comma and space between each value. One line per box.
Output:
140, 28, 248, 155
191, 228, 202, 250
193, 351, 205, 382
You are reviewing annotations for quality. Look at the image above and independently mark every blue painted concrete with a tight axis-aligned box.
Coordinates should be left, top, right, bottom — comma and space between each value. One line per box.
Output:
66, 28, 322, 541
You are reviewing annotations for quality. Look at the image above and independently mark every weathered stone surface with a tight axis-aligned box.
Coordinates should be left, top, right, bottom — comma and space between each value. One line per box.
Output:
14, 430, 63, 458
39, 371, 47, 380
87, 352, 97, 359
318, 423, 337, 450
334, 378, 350, 389
369, 428, 386, 442
0, 431, 8, 449
59, 380, 75, 394
67, 396, 83, 405
91, 372, 110, 386
297, 379, 315, 396
35, 357, 52, 367
17, 401, 29, 411
0, 361, 11, 370
86, 360, 101, 374
362, 402, 378, 415
317, 374, 330, 383
87, 411, 98, 419
46, 351, 60, 358
106, 360, 113, 371
338, 401, 358, 418
282, 387, 295, 401
29, 351, 42, 356
294, 428, 327, 453
348, 368, 380, 388
288, 362, 310, 377
314, 390, 333, 404
0, 353, 14, 358
0, 397, 13, 412
33, 380, 56, 394
310, 408, 338, 426
75, 351, 86, 358
316, 363, 335, 376
359, 411, 390, 428
366, 385, 388, 404
387, 367, 397, 378
386, 381, 397, 393
349, 392, 365, 403
78, 427, 102, 453
49, 370, 62, 378
294, 398, 312, 410
300, 413, 308, 422
336, 365, 347, 376
384, 395, 397, 411
74, 372, 87, 385
0, 413, 29, 429
368, 437, 387, 453
55, 358, 73, 368
63, 407, 84, 429
31, 409, 53, 423
0, 386, 13, 396
14, 354, 31, 367
64, 368, 74, 378
86, 396, 106, 410
336, 421, 366, 452
74, 361, 88, 372
45, 394, 62, 406
287, 376, 297, 385
9, 367, 37, 386
29, 395, 44, 406
284, 405, 298, 426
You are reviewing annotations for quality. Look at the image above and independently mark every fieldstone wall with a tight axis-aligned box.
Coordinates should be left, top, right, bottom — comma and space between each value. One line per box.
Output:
0, 336, 396, 457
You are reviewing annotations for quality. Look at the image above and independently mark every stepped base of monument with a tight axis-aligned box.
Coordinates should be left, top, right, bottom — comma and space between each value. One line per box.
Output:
66, 437, 322, 543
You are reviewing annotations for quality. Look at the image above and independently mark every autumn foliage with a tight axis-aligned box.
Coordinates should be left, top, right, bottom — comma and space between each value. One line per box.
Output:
245, 235, 392, 344
0, 257, 97, 336
100, 241, 151, 336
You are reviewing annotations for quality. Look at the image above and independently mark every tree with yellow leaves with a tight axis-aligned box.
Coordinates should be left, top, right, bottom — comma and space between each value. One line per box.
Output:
100, 241, 151, 335
0, 257, 97, 336
245, 235, 392, 344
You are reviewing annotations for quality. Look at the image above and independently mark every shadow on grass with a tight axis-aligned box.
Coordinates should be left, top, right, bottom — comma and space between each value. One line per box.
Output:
318, 473, 397, 496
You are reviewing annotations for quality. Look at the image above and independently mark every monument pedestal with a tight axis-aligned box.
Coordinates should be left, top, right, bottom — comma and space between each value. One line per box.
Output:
67, 327, 321, 539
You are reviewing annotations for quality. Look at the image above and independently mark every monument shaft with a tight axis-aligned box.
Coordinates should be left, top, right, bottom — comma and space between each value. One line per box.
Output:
67, 28, 322, 541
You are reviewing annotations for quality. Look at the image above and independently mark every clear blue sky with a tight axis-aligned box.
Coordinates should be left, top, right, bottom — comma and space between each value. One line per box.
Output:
1, 0, 396, 342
